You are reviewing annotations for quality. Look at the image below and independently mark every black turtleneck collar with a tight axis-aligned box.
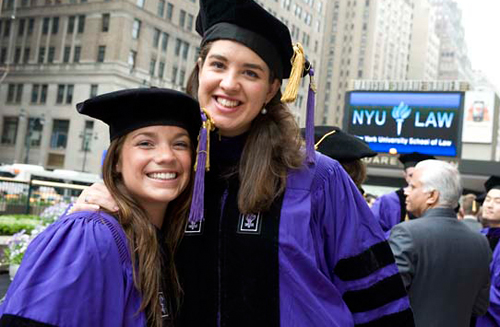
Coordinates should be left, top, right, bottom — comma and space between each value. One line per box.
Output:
210, 130, 249, 171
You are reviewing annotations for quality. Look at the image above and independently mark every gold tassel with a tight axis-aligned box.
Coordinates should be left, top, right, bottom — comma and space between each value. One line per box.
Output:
314, 129, 336, 150
193, 108, 215, 172
281, 43, 306, 103
472, 200, 477, 213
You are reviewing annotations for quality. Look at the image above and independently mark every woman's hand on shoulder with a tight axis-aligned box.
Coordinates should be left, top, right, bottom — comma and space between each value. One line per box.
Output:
72, 182, 119, 213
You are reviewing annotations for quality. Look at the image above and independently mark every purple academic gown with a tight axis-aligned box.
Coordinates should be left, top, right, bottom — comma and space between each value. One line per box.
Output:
477, 228, 500, 326
0, 211, 145, 327
177, 147, 413, 326
371, 191, 402, 234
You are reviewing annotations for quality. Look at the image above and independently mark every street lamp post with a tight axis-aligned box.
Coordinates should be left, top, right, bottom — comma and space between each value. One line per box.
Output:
20, 110, 45, 164
79, 131, 98, 172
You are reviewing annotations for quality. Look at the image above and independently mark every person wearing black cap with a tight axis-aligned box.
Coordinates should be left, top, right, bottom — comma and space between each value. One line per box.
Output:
0, 88, 202, 327
477, 176, 500, 327
371, 152, 435, 233
74, 0, 413, 325
307, 125, 377, 192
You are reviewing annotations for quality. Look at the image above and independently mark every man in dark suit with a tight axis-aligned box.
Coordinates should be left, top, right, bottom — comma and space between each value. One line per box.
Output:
388, 159, 491, 327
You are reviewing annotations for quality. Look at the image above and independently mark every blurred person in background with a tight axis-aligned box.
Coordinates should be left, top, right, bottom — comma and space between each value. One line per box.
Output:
477, 176, 500, 327
459, 194, 482, 232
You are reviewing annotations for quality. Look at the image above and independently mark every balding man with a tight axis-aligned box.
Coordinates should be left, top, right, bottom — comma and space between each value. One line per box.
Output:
389, 160, 491, 327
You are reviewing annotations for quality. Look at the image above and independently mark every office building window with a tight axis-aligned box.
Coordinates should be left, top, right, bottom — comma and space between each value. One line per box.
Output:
161, 32, 169, 51
38, 47, 45, 63
77, 15, 85, 33
132, 19, 141, 39
3, 21, 10, 37
149, 59, 156, 76
1, 117, 19, 145
40, 84, 47, 103
153, 28, 160, 48
157, 0, 165, 17
97, 45, 106, 62
182, 41, 189, 60
179, 10, 186, 28
187, 14, 194, 31
90, 84, 98, 97
63, 46, 70, 63
158, 61, 165, 78
18, 19, 25, 36
73, 46, 81, 62
0, 48, 6, 64
14, 47, 21, 64
171, 66, 177, 84
23, 48, 30, 63
52, 17, 59, 34
27, 18, 34, 35
50, 119, 70, 149
42, 17, 50, 34
179, 69, 185, 87
174, 38, 181, 56
66, 85, 74, 104
166, 3, 173, 20
6, 84, 15, 103
102, 13, 110, 32
128, 50, 136, 69
15, 84, 23, 103
56, 84, 65, 104
31, 84, 39, 103
68, 16, 75, 33
47, 46, 55, 63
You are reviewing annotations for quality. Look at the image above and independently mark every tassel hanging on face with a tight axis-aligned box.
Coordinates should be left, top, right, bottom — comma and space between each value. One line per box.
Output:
189, 108, 215, 224
281, 43, 306, 103
305, 67, 316, 164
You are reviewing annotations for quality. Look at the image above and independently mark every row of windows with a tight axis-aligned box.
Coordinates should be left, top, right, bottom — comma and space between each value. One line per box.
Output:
5, 83, 98, 105
0, 15, 85, 38
2, 0, 91, 10
1, 116, 75, 150
0, 45, 105, 64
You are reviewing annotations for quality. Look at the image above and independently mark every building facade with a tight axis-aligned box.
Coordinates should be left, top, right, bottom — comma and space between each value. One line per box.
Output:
0, 0, 325, 174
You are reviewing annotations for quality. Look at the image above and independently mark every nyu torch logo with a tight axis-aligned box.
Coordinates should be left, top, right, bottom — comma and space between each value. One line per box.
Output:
391, 102, 412, 136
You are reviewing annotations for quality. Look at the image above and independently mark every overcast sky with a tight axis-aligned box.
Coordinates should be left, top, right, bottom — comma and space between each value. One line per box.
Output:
455, 0, 500, 92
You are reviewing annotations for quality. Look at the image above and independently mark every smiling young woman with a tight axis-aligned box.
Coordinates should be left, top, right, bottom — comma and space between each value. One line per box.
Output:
71, 0, 415, 326
0, 88, 201, 327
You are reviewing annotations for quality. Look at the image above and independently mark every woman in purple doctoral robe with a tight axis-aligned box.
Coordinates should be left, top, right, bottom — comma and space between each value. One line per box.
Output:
476, 184, 500, 326
0, 88, 202, 326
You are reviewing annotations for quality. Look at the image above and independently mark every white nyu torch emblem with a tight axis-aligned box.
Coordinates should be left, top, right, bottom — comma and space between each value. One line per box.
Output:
391, 102, 412, 136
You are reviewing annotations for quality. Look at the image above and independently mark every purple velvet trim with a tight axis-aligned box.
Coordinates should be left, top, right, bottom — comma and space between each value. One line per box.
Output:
305, 67, 315, 164
188, 111, 208, 223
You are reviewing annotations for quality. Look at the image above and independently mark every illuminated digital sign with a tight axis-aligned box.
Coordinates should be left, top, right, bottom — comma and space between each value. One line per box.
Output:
344, 91, 463, 157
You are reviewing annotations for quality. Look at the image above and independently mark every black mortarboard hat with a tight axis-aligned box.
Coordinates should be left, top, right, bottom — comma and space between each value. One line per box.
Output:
485, 176, 500, 193
303, 126, 377, 162
195, 0, 309, 81
398, 152, 436, 169
76, 88, 202, 142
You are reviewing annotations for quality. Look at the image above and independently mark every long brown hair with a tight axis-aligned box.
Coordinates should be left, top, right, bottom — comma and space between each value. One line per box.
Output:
102, 135, 193, 327
187, 42, 304, 214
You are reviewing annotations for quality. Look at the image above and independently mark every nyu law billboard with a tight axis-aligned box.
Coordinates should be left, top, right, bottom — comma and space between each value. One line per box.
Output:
344, 91, 463, 157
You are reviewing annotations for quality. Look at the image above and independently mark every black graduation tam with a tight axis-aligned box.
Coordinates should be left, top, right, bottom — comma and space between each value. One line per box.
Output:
398, 152, 436, 169
76, 88, 202, 142
485, 176, 500, 193
302, 126, 377, 162
195, 0, 309, 80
